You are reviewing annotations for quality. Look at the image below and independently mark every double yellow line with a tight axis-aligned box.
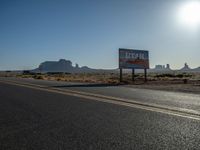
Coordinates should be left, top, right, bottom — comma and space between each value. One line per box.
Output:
1, 79, 200, 121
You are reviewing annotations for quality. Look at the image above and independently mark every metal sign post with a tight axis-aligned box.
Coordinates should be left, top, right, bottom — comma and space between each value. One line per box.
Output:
144, 68, 147, 82
132, 69, 135, 82
120, 68, 123, 82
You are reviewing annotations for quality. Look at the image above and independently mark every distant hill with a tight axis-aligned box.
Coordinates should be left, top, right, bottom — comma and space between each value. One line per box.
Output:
192, 67, 200, 72
31, 59, 200, 74
148, 64, 172, 73
177, 63, 200, 73
179, 63, 191, 72
32, 59, 115, 73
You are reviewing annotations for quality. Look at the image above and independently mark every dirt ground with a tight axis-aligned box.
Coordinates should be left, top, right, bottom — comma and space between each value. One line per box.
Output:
126, 80, 200, 94
1, 72, 200, 94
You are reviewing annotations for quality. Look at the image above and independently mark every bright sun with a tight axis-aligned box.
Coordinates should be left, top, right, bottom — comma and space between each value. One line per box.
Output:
178, 1, 200, 28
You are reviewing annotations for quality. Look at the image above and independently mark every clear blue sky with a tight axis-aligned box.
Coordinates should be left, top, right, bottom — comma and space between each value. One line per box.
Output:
0, 0, 200, 70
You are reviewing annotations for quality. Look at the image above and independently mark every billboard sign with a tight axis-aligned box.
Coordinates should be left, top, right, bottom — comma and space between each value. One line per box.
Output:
119, 48, 149, 69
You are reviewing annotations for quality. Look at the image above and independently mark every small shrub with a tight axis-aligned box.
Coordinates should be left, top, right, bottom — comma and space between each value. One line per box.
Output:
155, 74, 175, 78
56, 78, 61, 81
33, 75, 43, 80
176, 74, 184, 78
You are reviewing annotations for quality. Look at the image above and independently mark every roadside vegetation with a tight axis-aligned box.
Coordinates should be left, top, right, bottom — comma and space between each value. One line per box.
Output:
1, 71, 199, 84
1, 71, 200, 94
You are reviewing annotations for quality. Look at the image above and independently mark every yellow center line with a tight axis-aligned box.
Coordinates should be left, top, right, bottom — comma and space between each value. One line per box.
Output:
1, 79, 200, 121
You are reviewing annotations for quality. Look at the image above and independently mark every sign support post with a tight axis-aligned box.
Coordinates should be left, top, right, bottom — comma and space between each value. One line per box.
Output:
144, 68, 147, 82
120, 68, 123, 82
132, 69, 135, 82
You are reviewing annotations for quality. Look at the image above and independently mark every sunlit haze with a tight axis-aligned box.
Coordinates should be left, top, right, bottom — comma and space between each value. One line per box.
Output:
178, 1, 200, 28
0, 0, 200, 70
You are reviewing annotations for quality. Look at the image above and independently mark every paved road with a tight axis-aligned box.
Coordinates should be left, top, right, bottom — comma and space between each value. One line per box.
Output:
1, 77, 200, 113
1, 79, 200, 149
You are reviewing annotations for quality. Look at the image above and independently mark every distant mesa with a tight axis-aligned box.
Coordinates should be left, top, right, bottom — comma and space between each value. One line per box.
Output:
32, 59, 94, 73
192, 67, 200, 72
150, 63, 200, 73
32, 59, 114, 73
38, 59, 73, 72
30, 59, 199, 74
178, 63, 200, 72
155, 64, 171, 70
151, 64, 172, 73
180, 63, 191, 71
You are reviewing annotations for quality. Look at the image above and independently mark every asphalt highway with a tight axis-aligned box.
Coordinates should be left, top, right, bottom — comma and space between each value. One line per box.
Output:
1, 78, 200, 149
1, 77, 200, 113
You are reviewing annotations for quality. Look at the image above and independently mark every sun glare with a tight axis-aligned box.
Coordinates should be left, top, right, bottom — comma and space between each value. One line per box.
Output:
178, 1, 200, 28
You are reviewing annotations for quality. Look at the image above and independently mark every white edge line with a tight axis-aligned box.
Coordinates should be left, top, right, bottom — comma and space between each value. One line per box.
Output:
1, 80, 200, 121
